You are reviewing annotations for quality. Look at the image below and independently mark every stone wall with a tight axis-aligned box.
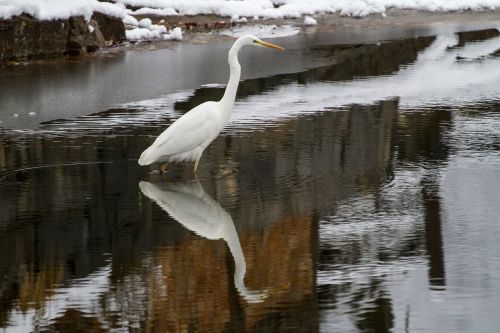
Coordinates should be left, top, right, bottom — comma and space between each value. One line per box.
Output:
0, 13, 125, 62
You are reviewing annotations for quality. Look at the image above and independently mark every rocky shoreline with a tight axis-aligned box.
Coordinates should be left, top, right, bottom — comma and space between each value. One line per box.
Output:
1, 8, 500, 63
0, 13, 125, 61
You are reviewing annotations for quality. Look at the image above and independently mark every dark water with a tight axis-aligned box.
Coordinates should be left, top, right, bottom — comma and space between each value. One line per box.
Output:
1, 27, 500, 332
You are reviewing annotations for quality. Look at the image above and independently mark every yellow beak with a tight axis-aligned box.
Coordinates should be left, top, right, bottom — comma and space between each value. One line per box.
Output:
256, 40, 285, 51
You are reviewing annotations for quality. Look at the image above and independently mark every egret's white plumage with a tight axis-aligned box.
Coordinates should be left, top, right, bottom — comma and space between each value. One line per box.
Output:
138, 34, 284, 173
138, 101, 221, 165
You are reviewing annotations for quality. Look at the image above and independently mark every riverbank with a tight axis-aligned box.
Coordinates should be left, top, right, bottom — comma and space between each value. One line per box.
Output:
2, 7, 500, 62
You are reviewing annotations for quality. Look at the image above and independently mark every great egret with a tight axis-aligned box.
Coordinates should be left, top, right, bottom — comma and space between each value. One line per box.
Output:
139, 180, 267, 303
138, 35, 285, 174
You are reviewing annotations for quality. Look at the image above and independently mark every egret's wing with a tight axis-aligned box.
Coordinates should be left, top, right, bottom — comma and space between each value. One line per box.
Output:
151, 102, 220, 156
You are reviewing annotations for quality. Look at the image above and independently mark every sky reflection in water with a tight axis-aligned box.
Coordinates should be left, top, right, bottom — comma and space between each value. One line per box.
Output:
0, 29, 500, 332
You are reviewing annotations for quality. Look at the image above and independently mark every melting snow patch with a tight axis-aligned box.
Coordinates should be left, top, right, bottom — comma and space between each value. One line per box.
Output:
138, 17, 152, 28
165, 27, 183, 41
303, 16, 317, 26
126, 26, 182, 41
126, 27, 161, 41
230, 14, 248, 23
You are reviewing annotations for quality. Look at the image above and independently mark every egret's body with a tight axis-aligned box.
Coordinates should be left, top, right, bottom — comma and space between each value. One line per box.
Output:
138, 35, 284, 173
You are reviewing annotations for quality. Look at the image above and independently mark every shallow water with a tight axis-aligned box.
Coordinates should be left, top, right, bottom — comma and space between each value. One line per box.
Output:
1, 27, 500, 332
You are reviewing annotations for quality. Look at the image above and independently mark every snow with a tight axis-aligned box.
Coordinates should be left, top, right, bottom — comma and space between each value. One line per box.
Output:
132, 6, 178, 16
138, 17, 167, 32
5, 0, 500, 23
303, 15, 317, 25
168, 27, 183, 40
0, 0, 94, 21
126, 25, 181, 41
0, 0, 178, 42
230, 14, 248, 23
116, 0, 500, 18
126, 27, 162, 41
138, 17, 153, 28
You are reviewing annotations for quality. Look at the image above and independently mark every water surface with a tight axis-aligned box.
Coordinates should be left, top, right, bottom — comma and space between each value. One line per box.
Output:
1, 27, 500, 332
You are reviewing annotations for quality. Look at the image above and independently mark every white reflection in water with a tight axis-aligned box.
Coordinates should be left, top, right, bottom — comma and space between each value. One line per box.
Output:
228, 33, 500, 128
139, 180, 267, 303
318, 165, 430, 331
9, 31, 500, 136
318, 166, 427, 284
319, 106, 500, 332
126, 32, 500, 132
3, 264, 111, 333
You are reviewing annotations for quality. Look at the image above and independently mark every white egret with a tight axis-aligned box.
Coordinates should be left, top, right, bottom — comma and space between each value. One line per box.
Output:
138, 35, 285, 174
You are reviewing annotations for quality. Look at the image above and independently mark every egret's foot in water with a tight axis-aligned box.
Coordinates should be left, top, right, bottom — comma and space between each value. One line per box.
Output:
159, 162, 169, 175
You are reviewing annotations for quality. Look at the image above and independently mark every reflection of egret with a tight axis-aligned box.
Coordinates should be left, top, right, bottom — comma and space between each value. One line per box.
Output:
138, 35, 284, 174
139, 180, 267, 303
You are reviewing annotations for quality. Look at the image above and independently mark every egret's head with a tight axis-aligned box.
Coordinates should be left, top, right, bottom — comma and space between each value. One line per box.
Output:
241, 34, 285, 51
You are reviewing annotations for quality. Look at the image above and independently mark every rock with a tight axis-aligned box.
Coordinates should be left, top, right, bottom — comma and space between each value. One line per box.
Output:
66, 16, 91, 55
0, 12, 125, 61
92, 12, 125, 45
86, 21, 106, 52
0, 14, 69, 61
66, 15, 112, 55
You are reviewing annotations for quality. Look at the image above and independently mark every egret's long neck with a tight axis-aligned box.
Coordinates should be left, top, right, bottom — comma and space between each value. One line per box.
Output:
223, 220, 247, 291
220, 43, 242, 112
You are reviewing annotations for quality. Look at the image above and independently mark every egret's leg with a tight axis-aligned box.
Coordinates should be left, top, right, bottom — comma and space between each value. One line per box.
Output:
159, 162, 169, 174
194, 158, 200, 174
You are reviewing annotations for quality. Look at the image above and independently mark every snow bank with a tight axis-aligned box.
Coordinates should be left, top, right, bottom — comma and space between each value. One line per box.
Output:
3, 0, 500, 44
0, 0, 95, 20
0, 0, 138, 22
116, 0, 500, 18
0, 0, 139, 27
0, 0, 184, 42
3, 0, 500, 22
